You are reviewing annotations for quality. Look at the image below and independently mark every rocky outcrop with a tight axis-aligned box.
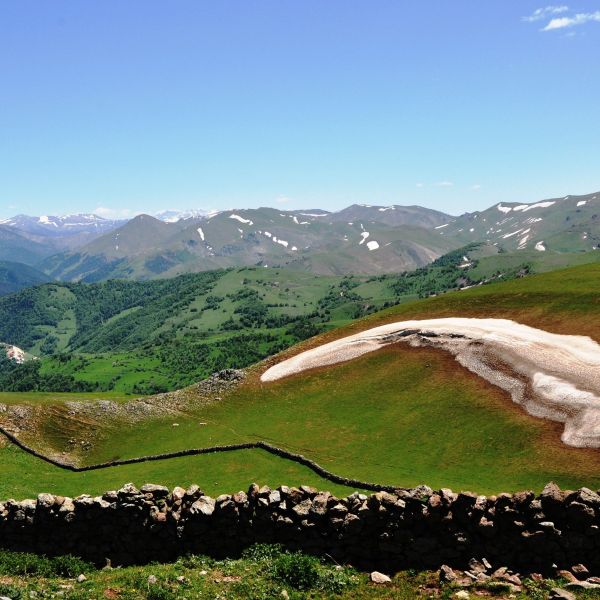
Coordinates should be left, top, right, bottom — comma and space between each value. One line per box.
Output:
0, 342, 27, 364
2, 482, 600, 574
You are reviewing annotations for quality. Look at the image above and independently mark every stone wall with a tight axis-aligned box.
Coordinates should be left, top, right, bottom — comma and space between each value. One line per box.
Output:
2, 481, 600, 575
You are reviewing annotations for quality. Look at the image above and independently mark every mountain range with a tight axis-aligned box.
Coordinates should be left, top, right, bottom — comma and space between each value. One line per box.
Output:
1, 190, 599, 285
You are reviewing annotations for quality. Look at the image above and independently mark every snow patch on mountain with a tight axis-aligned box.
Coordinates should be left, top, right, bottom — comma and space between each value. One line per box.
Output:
229, 214, 253, 225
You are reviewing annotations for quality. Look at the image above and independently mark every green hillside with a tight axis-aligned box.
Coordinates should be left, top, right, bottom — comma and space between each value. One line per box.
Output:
0, 260, 52, 295
0, 225, 58, 266
3, 262, 600, 501
442, 190, 600, 253
3, 245, 600, 394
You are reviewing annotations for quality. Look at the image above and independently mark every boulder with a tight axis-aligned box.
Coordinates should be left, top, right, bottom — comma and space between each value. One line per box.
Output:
370, 571, 391, 584
190, 496, 216, 517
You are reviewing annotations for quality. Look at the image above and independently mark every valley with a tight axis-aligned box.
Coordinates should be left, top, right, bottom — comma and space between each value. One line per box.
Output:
4, 241, 599, 395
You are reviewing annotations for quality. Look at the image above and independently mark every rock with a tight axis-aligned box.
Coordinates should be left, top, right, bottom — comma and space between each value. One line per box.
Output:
140, 484, 170, 497
567, 487, 600, 507
76, 574, 87, 583
549, 588, 576, 600
566, 501, 595, 525
190, 496, 216, 517
565, 581, 600, 590
172, 486, 186, 502
185, 484, 202, 498
557, 570, 579, 583
502, 574, 522, 586
233, 491, 248, 504
370, 571, 391, 584
213, 368, 244, 381
36, 493, 55, 509
300, 485, 317, 497
468, 557, 487, 574
176, 576, 186, 584
541, 482, 567, 513
439, 564, 457, 583
571, 563, 589, 576
587, 577, 600, 584
281, 591, 289, 600
292, 499, 312, 518
147, 575, 158, 585
453, 592, 470, 600
117, 483, 140, 497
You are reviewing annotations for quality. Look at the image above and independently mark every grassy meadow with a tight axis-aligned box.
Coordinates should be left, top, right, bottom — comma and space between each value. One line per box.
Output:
3, 262, 600, 500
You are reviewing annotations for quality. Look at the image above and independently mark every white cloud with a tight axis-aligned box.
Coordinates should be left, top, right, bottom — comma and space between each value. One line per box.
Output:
435, 181, 454, 187
471, 184, 482, 191
94, 206, 135, 219
415, 182, 424, 188
275, 195, 291, 204
523, 5, 569, 22
543, 11, 600, 30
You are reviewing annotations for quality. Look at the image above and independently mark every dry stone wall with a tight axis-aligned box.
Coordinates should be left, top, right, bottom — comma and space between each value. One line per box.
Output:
2, 481, 600, 575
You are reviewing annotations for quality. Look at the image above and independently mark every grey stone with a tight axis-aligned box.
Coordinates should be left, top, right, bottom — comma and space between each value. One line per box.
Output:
191, 496, 216, 517
370, 571, 391, 584
439, 564, 457, 583
140, 484, 170, 496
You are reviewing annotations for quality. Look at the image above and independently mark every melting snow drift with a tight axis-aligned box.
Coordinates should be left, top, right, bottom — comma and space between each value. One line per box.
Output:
261, 318, 600, 448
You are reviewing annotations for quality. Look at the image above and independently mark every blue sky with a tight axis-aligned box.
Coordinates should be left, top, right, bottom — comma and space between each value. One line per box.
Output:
1, 1, 599, 218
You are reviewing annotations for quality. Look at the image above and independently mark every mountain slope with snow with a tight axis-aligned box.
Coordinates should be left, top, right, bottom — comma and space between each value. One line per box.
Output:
436, 191, 600, 253
41, 207, 459, 281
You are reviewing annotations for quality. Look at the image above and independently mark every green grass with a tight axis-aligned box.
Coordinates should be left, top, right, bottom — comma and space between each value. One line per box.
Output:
0, 443, 358, 500
77, 344, 600, 495
470, 248, 600, 280
4, 263, 600, 501
0, 391, 139, 406
0, 546, 593, 599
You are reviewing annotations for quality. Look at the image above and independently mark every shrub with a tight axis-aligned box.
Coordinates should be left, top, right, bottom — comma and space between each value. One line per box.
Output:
0, 550, 93, 578
271, 552, 320, 590
241, 543, 285, 562
0, 583, 22, 599
146, 586, 177, 600
48, 554, 94, 577
318, 566, 358, 594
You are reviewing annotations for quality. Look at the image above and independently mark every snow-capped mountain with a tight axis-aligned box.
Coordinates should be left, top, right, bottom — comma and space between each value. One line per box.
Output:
0, 214, 124, 237
154, 209, 216, 223
3, 190, 600, 280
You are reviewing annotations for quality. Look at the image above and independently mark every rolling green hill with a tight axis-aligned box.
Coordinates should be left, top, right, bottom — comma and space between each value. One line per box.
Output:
3, 262, 600, 501
3, 244, 600, 394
